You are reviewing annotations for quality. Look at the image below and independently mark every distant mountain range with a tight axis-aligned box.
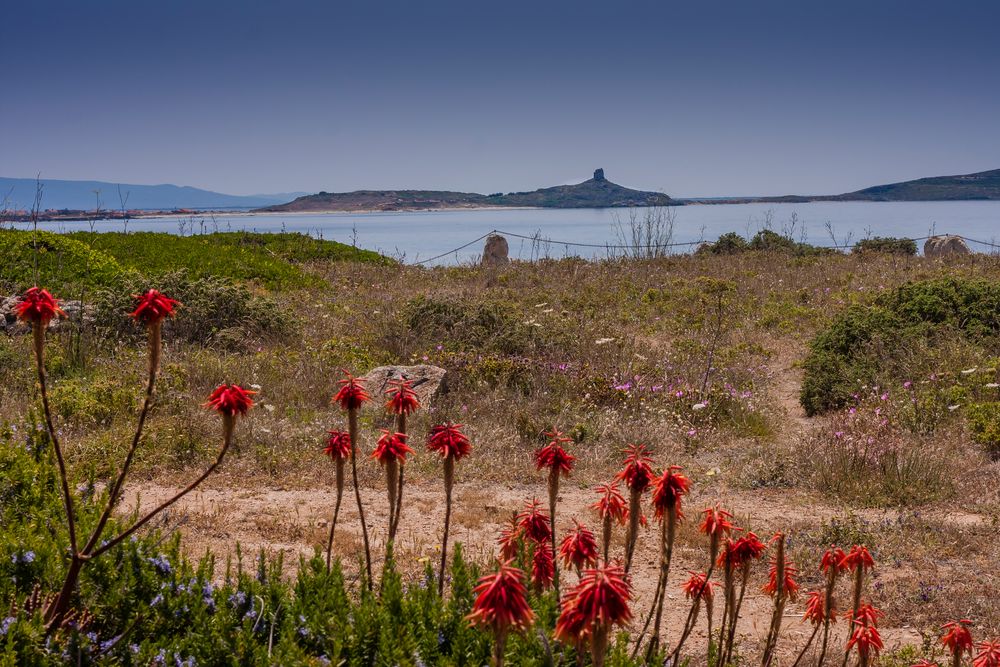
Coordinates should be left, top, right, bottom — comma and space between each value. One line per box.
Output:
3, 168, 997, 216
0, 177, 307, 211
259, 169, 673, 212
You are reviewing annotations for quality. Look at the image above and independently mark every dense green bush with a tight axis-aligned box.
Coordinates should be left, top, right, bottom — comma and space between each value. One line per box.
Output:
698, 230, 834, 257
699, 232, 748, 255
801, 278, 1000, 415
852, 237, 917, 256
0, 230, 134, 292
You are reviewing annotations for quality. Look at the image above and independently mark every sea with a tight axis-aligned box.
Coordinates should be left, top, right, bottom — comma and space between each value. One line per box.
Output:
21, 200, 1000, 265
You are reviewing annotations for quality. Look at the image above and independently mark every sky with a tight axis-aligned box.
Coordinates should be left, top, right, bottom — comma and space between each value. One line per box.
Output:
2, 0, 999, 197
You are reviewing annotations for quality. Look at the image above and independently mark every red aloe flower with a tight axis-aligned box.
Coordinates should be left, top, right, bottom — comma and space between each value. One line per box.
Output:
763, 556, 800, 600
841, 545, 875, 572
803, 590, 834, 626
699, 505, 736, 540
324, 430, 352, 460
15, 287, 65, 325
554, 562, 633, 643
130, 289, 179, 325
535, 430, 575, 476
681, 571, 717, 602
385, 378, 420, 416
427, 423, 472, 461
591, 483, 627, 524
371, 430, 413, 465
467, 559, 535, 634
205, 383, 256, 417
531, 540, 555, 590
332, 370, 371, 411
498, 514, 523, 561
847, 610, 884, 661
615, 444, 654, 493
941, 620, 974, 660
517, 498, 552, 543
651, 465, 691, 520
975, 640, 1000, 667
821, 546, 849, 574
731, 531, 767, 566
559, 520, 599, 570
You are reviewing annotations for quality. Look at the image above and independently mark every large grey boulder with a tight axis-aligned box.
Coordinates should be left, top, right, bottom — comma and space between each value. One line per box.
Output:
924, 235, 972, 258
481, 234, 510, 266
360, 364, 447, 406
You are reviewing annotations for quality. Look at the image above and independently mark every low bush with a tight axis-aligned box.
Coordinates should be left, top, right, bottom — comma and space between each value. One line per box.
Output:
966, 401, 1000, 459
801, 278, 1000, 415
852, 237, 917, 255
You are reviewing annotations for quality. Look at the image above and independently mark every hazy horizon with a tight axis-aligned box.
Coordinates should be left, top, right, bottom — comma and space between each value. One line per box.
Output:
4, 0, 999, 198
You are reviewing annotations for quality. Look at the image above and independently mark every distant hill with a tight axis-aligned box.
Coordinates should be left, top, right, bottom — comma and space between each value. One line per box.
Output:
0, 177, 306, 211
259, 169, 674, 212
829, 168, 1000, 201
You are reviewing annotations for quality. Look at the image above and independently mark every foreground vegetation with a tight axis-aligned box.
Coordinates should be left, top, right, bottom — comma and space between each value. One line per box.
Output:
1, 228, 999, 664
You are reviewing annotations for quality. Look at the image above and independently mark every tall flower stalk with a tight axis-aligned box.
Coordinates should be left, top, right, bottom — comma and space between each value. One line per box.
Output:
332, 370, 373, 588
846, 604, 883, 667
615, 444, 653, 572
323, 430, 351, 571
814, 546, 847, 665
535, 429, 574, 594
637, 465, 690, 656
721, 531, 766, 666
468, 559, 535, 667
680, 571, 718, 661
18, 288, 239, 632
671, 504, 734, 665
384, 378, 419, 541
559, 520, 599, 576
555, 561, 633, 667
761, 532, 799, 666
371, 429, 413, 557
590, 482, 626, 561
839, 545, 875, 667
427, 423, 472, 594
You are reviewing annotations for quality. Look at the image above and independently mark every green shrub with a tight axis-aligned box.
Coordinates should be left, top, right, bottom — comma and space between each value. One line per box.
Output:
801, 278, 1000, 415
701, 232, 748, 255
852, 236, 918, 255
0, 229, 133, 292
966, 402, 1000, 459
92, 271, 295, 349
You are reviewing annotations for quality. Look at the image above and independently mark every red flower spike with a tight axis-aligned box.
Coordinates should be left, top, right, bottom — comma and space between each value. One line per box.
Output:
762, 556, 800, 600
371, 430, 413, 465
731, 532, 767, 566
427, 423, 472, 461
591, 483, 627, 525
516, 498, 552, 543
531, 540, 555, 589
323, 430, 351, 460
802, 590, 834, 626
699, 505, 735, 540
840, 545, 875, 572
554, 562, 632, 643
559, 520, 599, 570
15, 287, 65, 325
332, 370, 370, 411
821, 546, 849, 574
975, 640, 1000, 667
384, 378, 420, 416
615, 444, 654, 493
941, 620, 974, 659
847, 611, 884, 660
467, 559, 535, 634
130, 289, 179, 325
535, 431, 575, 477
205, 384, 256, 417
681, 571, 717, 602
651, 465, 691, 521
498, 514, 522, 561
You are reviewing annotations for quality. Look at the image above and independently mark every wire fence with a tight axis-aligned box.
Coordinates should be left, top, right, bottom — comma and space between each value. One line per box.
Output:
409, 230, 1000, 266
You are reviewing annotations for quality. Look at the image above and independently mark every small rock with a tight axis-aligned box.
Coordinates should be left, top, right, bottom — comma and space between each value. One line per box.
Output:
924, 235, 972, 258
481, 234, 510, 266
360, 364, 448, 406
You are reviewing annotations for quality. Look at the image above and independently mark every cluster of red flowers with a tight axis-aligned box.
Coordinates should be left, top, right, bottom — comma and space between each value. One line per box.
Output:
371, 430, 412, 465
559, 520, 598, 570
332, 371, 371, 411
590, 482, 627, 524
15, 287, 65, 325
534, 430, 575, 476
130, 289, 179, 324
323, 430, 352, 460
682, 571, 717, 602
427, 423, 472, 461
467, 559, 535, 634
615, 443, 653, 493
554, 562, 632, 643
384, 378, 420, 416
650, 465, 691, 519
205, 383, 256, 416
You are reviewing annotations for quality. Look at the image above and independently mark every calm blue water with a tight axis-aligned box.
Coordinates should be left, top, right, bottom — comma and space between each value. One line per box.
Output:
22, 201, 1000, 264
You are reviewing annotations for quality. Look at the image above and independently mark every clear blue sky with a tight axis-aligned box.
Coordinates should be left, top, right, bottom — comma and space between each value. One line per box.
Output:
3, 0, 998, 197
